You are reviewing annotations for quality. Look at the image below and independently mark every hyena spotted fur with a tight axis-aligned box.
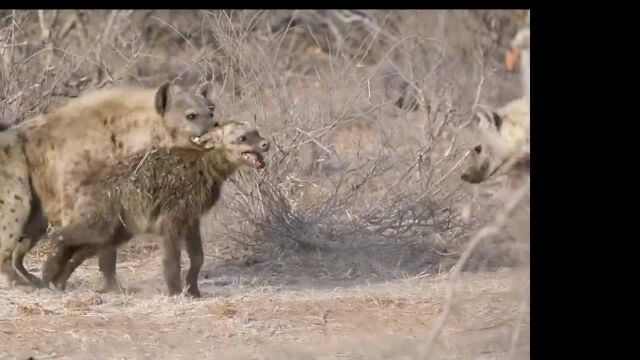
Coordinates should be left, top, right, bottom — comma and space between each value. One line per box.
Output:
41, 120, 270, 297
0, 81, 219, 290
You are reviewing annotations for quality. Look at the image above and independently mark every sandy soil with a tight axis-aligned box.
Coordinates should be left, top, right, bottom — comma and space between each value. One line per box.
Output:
0, 252, 529, 360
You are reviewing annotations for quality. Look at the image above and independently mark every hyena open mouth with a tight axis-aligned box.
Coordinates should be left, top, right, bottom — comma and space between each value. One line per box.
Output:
242, 152, 266, 169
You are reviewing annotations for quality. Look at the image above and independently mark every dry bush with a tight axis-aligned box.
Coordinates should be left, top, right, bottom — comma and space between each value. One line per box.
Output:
187, 10, 531, 281
0, 10, 530, 282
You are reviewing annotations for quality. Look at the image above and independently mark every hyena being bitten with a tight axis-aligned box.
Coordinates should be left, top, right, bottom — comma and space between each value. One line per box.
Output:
0, 81, 219, 289
42, 120, 270, 297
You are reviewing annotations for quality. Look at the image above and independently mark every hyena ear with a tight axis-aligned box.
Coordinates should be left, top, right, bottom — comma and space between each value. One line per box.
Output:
491, 111, 503, 132
474, 109, 503, 132
155, 82, 174, 116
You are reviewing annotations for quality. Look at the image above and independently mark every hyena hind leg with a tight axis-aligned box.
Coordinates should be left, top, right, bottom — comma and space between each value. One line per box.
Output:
41, 242, 76, 289
11, 236, 44, 288
96, 226, 133, 294
10, 182, 49, 288
51, 244, 100, 291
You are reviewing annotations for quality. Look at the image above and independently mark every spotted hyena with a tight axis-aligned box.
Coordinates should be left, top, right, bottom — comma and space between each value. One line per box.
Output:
0, 81, 220, 289
41, 120, 270, 297
462, 13, 530, 187
460, 97, 529, 187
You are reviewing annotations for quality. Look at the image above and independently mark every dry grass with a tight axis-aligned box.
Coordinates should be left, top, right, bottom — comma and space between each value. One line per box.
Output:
1, 10, 530, 359
1, 255, 529, 359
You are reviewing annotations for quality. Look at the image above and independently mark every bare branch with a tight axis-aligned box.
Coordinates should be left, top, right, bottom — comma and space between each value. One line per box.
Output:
419, 178, 530, 357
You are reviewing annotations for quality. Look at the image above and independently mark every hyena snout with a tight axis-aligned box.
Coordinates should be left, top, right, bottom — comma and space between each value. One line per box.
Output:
258, 139, 270, 152
461, 171, 483, 184
460, 159, 491, 184
190, 123, 211, 137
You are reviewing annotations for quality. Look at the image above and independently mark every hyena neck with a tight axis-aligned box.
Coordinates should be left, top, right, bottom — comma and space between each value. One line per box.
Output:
150, 122, 173, 146
201, 150, 239, 185
149, 122, 199, 150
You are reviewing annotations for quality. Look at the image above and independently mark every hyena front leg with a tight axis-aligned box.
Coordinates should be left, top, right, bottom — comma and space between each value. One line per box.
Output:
184, 221, 204, 298
162, 234, 183, 296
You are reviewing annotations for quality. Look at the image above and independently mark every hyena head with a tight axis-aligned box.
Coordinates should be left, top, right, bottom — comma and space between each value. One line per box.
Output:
197, 120, 271, 170
154, 82, 219, 147
460, 107, 529, 184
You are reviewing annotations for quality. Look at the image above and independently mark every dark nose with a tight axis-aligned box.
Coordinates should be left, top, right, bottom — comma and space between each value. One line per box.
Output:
259, 140, 270, 152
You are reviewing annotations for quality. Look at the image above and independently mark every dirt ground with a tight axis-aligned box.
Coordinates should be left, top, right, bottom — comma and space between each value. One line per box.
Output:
0, 251, 529, 360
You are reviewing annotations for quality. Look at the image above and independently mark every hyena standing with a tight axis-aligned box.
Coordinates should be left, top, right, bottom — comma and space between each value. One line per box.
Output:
0, 81, 219, 290
41, 120, 270, 297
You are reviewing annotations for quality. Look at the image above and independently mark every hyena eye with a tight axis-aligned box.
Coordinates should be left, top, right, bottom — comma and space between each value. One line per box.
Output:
237, 136, 247, 142
212, 122, 220, 128
186, 113, 196, 121
474, 145, 482, 154
208, 105, 216, 112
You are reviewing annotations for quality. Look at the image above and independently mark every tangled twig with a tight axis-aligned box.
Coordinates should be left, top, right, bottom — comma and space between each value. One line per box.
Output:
419, 177, 530, 357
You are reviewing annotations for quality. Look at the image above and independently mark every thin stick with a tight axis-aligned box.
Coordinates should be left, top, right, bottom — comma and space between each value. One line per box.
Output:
419, 178, 530, 358
295, 127, 332, 155
508, 279, 530, 359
